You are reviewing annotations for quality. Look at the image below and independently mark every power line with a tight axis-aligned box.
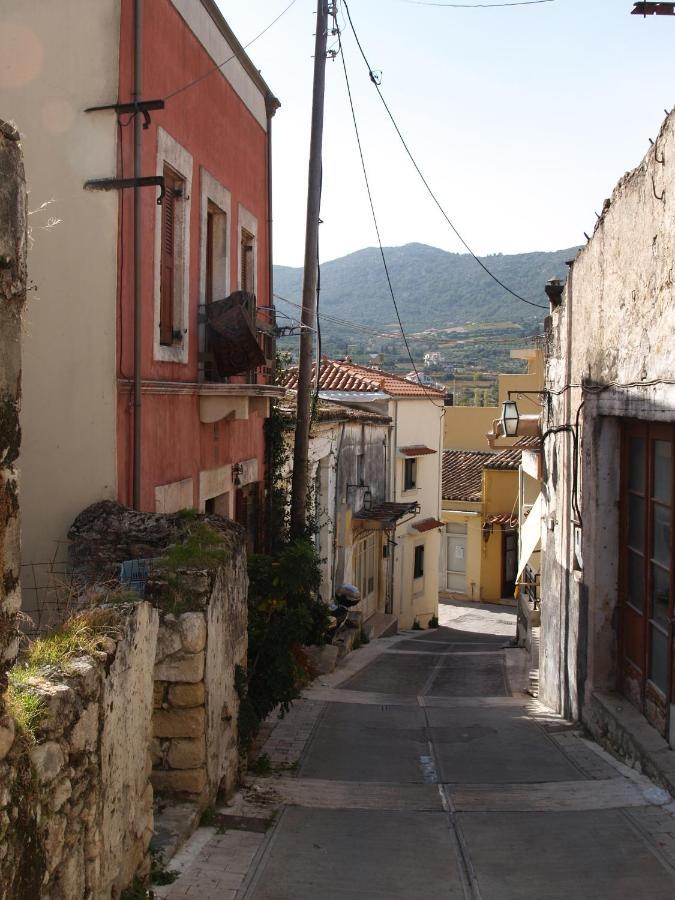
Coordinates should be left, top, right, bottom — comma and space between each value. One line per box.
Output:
337, 31, 445, 409
165, 0, 298, 102
400, 0, 555, 7
341, 0, 548, 312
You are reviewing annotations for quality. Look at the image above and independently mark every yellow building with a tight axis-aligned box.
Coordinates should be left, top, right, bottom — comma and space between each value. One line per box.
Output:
444, 348, 543, 451
440, 446, 522, 602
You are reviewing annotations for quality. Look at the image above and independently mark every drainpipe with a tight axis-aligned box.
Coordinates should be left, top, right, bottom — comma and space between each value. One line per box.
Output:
132, 0, 143, 509
265, 94, 280, 323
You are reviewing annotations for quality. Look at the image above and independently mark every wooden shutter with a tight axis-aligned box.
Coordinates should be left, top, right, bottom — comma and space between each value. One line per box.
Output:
160, 166, 182, 346
241, 229, 254, 294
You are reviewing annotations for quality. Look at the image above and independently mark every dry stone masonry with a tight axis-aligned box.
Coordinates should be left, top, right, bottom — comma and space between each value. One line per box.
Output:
0, 502, 248, 897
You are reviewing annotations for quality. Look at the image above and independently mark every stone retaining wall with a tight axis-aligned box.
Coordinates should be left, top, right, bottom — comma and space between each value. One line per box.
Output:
0, 603, 158, 899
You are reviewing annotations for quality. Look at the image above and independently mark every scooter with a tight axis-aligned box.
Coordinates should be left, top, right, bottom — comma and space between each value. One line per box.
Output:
327, 584, 361, 641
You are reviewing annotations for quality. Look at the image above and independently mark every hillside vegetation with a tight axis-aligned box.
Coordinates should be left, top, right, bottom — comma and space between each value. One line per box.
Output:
274, 242, 577, 334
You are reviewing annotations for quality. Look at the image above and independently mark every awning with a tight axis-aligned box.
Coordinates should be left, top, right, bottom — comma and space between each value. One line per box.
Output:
412, 517, 445, 533
205, 292, 265, 378
399, 445, 437, 457
515, 493, 543, 589
485, 514, 518, 528
353, 501, 419, 529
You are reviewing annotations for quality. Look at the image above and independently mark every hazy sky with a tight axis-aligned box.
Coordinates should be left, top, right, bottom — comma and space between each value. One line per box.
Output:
220, 1, 675, 267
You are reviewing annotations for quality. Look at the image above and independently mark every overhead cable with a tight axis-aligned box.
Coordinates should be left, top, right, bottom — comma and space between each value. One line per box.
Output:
165, 0, 298, 101
400, 0, 555, 8
337, 33, 446, 407
342, 0, 548, 311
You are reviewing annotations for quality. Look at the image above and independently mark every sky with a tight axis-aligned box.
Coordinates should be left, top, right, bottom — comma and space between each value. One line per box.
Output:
220, 1, 675, 267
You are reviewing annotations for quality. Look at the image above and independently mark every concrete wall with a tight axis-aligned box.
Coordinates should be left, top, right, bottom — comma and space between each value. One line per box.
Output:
540, 109, 675, 724
0, 122, 26, 702
2, 0, 121, 617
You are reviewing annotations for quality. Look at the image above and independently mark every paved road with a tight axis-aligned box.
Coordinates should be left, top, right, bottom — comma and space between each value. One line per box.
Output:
160, 600, 675, 899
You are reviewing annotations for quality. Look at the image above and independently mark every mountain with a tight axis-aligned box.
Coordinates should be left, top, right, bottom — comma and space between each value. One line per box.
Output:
273, 243, 577, 335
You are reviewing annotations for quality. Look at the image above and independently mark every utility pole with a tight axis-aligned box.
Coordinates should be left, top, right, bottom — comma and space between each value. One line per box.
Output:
290, 0, 330, 538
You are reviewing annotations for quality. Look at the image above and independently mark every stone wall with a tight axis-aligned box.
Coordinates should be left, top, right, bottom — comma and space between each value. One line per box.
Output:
0, 120, 26, 707
0, 503, 248, 897
0, 603, 158, 899
151, 544, 248, 801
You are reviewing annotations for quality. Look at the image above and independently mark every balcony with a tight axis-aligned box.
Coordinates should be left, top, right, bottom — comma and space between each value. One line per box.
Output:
198, 293, 275, 386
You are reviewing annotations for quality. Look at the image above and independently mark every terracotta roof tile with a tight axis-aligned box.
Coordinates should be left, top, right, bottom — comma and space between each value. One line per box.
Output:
400, 445, 437, 457
442, 450, 494, 502
484, 446, 522, 470
281, 357, 447, 399
413, 517, 445, 533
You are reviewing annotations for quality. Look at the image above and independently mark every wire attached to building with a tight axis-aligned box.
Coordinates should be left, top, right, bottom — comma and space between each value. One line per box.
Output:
337, 31, 445, 409
164, 0, 298, 102
342, 0, 548, 312
400, 0, 555, 8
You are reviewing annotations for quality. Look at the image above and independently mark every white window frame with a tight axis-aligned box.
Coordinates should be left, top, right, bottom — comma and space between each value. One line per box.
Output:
199, 167, 232, 303
237, 204, 258, 295
154, 127, 193, 364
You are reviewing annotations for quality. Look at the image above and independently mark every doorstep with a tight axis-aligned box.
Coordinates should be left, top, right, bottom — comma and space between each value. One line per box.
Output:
363, 611, 398, 641
587, 690, 675, 796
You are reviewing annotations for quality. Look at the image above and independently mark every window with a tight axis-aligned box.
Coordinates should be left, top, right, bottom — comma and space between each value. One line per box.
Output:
620, 421, 673, 728
205, 203, 227, 306
159, 165, 184, 346
241, 228, 255, 294
414, 544, 425, 580
404, 458, 417, 491
154, 128, 192, 363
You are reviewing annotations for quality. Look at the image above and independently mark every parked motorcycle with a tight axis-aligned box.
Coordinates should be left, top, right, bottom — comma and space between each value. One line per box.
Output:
327, 584, 361, 641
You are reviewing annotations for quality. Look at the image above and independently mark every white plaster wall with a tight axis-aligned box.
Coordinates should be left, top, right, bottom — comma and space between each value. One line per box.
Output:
2, 0, 120, 614
540, 108, 675, 718
391, 398, 444, 627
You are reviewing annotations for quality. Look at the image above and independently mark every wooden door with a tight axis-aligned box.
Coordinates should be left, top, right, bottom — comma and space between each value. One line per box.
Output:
619, 422, 674, 735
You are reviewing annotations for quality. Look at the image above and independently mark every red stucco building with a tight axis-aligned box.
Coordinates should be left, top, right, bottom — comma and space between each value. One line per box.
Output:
6, 0, 285, 614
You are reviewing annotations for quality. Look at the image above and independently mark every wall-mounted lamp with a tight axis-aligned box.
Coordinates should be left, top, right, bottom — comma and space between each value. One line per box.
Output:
482, 521, 493, 544
501, 400, 520, 437
232, 462, 243, 487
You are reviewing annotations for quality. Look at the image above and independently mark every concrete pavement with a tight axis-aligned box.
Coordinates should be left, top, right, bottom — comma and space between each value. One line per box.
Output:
155, 600, 675, 899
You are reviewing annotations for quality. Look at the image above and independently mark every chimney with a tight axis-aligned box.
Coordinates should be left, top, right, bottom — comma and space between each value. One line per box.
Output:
544, 277, 564, 311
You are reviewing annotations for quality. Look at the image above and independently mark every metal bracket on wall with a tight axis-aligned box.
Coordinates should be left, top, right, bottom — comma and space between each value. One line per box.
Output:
83, 175, 166, 205
84, 99, 165, 130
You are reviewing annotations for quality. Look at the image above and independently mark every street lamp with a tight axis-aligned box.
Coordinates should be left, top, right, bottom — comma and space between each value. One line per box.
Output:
501, 400, 520, 437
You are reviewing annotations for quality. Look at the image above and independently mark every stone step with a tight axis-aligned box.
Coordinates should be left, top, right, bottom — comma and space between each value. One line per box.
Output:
363, 611, 398, 641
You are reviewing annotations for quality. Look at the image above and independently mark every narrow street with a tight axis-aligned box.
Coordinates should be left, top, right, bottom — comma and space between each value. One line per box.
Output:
160, 601, 675, 899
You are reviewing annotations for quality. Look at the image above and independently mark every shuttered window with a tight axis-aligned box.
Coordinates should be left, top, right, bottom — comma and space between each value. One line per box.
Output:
241, 228, 255, 294
160, 165, 184, 346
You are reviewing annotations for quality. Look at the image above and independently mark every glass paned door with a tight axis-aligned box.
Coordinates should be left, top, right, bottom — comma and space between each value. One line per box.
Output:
620, 423, 674, 736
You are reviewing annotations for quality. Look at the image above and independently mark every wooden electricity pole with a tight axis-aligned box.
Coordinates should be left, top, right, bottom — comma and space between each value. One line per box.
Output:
290, 0, 329, 538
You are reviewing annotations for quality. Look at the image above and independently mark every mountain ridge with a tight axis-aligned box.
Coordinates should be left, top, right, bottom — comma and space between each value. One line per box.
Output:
273, 242, 578, 334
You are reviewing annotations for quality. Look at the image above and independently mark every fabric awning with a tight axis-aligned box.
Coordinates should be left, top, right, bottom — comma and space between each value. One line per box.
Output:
205, 292, 265, 378
516, 493, 543, 586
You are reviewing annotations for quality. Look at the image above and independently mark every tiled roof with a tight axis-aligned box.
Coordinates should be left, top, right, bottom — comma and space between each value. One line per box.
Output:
486, 513, 518, 528
277, 400, 390, 427
412, 517, 445, 533
399, 445, 437, 457
281, 357, 447, 399
442, 450, 494, 502
484, 445, 522, 470
514, 435, 542, 449
353, 501, 419, 526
